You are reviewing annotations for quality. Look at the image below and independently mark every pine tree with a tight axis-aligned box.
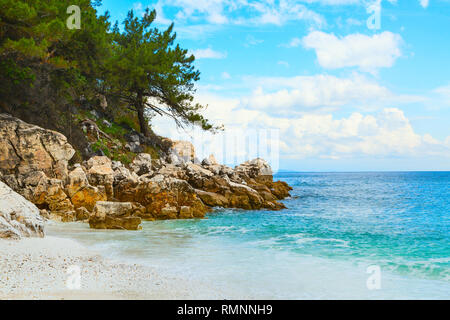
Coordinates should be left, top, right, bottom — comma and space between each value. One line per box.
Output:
107, 9, 220, 137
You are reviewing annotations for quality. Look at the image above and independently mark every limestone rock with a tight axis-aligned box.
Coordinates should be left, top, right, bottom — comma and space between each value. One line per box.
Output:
70, 185, 107, 212
118, 175, 209, 220
0, 113, 75, 180
129, 153, 153, 176
113, 166, 139, 203
89, 201, 142, 230
235, 158, 273, 179
195, 189, 229, 207
0, 181, 45, 239
31, 177, 74, 213
66, 167, 89, 197
75, 207, 90, 221
85, 156, 114, 199
125, 141, 143, 153
179, 206, 193, 219
159, 205, 178, 219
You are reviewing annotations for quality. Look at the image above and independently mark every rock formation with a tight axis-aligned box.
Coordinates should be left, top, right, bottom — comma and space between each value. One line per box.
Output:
0, 113, 75, 180
0, 114, 292, 231
89, 201, 142, 230
0, 181, 45, 239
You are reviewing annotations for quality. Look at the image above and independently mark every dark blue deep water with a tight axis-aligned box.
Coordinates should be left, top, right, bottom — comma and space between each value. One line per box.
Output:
50, 172, 450, 299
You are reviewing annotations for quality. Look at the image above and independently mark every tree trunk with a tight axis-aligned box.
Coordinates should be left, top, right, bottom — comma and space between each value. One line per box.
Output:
136, 96, 149, 137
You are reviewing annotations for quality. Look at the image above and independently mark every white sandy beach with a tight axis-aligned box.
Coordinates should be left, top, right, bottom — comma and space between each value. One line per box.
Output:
0, 236, 227, 300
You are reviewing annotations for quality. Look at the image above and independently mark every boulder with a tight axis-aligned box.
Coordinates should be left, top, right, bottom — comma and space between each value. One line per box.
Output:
183, 163, 214, 189
0, 113, 75, 180
125, 141, 143, 153
0, 181, 45, 239
70, 185, 107, 212
234, 158, 273, 179
113, 166, 139, 202
75, 207, 90, 221
129, 153, 153, 176
66, 167, 89, 197
179, 206, 193, 219
31, 177, 74, 213
159, 205, 178, 219
89, 201, 142, 230
120, 175, 209, 220
48, 210, 76, 222
195, 189, 229, 207
85, 156, 114, 199
156, 164, 185, 179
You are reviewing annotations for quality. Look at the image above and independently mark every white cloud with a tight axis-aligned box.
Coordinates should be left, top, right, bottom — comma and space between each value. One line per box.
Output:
419, 0, 430, 8
152, 0, 326, 28
302, 31, 403, 72
191, 48, 227, 59
300, 0, 360, 4
151, 92, 450, 163
281, 37, 302, 48
246, 1, 326, 27
239, 74, 411, 114
434, 84, 450, 98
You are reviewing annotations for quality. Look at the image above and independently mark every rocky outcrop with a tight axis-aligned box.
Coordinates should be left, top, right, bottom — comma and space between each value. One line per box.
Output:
116, 174, 209, 220
0, 115, 292, 231
0, 113, 74, 180
84, 156, 114, 199
0, 181, 45, 239
235, 158, 273, 178
0, 113, 76, 219
89, 201, 142, 230
166, 140, 196, 164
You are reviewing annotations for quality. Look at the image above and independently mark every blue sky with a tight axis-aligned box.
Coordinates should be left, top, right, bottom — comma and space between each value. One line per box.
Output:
98, 0, 450, 171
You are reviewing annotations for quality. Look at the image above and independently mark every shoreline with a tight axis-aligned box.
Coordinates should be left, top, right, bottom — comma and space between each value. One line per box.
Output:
0, 235, 229, 300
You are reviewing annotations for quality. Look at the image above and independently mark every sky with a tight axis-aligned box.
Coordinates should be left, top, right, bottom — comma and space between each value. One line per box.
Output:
98, 0, 450, 171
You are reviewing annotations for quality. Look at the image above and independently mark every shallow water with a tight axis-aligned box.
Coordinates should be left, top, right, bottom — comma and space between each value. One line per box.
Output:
48, 172, 450, 299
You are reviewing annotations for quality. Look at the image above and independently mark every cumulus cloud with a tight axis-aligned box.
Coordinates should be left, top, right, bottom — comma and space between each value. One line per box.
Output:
240, 74, 407, 114
150, 91, 450, 165
302, 31, 403, 72
191, 48, 227, 59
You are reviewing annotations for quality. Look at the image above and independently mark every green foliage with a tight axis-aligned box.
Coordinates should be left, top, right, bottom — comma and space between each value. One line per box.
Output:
106, 9, 221, 136
0, 0, 218, 161
116, 115, 140, 132
0, 59, 35, 85
90, 138, 111, 157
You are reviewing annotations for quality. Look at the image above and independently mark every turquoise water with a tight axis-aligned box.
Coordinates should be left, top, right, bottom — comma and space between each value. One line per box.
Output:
49, 172, 450, 299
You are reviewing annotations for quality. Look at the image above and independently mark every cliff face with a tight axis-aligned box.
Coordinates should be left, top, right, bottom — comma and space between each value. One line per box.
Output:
0, 114, 75, 180
0, 114, 292, 230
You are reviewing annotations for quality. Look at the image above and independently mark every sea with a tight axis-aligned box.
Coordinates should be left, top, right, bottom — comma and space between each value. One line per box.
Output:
48, 172, 450, 299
